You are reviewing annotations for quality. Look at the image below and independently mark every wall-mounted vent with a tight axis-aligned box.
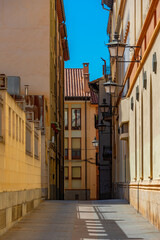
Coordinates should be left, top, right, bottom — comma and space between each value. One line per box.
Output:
136, 86, 139, 101
152, 52, 157, 74
26, 200, 34, 213
131, 97, 134, 111
12, 204, 22, 222
0, 210, 6, 230
143, 71, 147, 89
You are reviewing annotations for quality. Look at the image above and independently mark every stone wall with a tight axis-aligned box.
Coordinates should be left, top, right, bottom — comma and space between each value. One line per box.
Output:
0, 189, 42, 236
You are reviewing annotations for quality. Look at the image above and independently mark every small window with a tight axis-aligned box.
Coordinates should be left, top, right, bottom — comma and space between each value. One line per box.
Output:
65, 138, 69, 159
22, 120, 24, 144
34, 132, 39, 159
26, 122, 32, 155
9, 107, 11, 136
64, 167, 69, 180
19, 118, 21, 142
16, 115, 18, 141
0, 102, 2, 138
72, 167, 81, 179
12, 111, 15, 139
71, 109, 81, 130
64, 108, 68, 130
72, 138, 81, 159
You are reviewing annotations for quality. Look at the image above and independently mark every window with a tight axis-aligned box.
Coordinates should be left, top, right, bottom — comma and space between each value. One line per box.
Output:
0, 100, 2, 138
19, 118, 21, 142
72, 167, 81, 179
71, 109, 81, 130
12, 111, 15, 139
34, 131, 39, 159
64, 167, 69, 180
26, 122, 32, 155
16, 115, 18, 141
65, 138, 69, 159
22, 120, 24, 144
72, 138, 81, 159
9, 107, 11, 136
64, 108, 68, 130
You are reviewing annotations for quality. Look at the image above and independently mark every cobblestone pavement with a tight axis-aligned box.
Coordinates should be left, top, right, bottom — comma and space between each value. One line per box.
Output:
1, 199, 160, 240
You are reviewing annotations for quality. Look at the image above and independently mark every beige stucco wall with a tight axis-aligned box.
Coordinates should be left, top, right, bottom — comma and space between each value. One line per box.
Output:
0, 0, 50, 96
110, 0, 160, 230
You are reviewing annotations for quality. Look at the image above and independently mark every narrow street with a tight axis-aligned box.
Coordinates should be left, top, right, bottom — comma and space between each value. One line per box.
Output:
1, 200, 160, 240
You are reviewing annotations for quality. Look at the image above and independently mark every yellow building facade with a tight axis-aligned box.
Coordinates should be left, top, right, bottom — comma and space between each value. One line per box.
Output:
0, 0, 69, 200
64, 64, 98, 200
0, 88, 41, 235
106, 0, 160, 229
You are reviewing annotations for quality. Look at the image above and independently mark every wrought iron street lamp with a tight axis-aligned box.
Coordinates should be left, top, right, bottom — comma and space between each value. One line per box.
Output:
106, 33, 126, 58
98, 120, 106, 132
103, 75, 123, 94
99, 98, 110, 113
92, 137, 99, 148
106, 32, 141, 62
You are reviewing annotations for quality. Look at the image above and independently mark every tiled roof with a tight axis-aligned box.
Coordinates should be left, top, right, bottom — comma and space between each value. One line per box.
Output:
64, 68, 90, 98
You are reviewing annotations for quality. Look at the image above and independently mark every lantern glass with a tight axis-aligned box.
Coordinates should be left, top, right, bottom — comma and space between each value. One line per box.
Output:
118, 44, 126, 58
92, 137, 98, 147
100, 104, 110, 113
104, 83, 116, 94
107, 35, 126, 58
108, 45, 118, 58
98, 121, 106, 132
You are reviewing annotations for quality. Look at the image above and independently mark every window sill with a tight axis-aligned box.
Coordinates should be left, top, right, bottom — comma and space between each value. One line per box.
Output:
26, 151, 33, 157
0, 136, 4, 144
34, 155, 39, 160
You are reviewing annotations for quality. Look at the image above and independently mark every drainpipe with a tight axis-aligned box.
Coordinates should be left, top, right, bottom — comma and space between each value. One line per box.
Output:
85, 95, 87, 200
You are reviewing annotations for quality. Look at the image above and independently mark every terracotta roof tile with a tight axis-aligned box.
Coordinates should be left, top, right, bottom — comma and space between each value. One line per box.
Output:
64, 68, 90, 98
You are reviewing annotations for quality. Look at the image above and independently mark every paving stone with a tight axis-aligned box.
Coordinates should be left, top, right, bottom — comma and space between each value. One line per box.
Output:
1, 199, 160, 240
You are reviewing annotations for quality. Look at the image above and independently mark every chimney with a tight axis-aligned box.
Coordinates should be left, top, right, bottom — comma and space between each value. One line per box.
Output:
24, 85, 29, 96
83, 63, 90, 93
83, 63, 89, 74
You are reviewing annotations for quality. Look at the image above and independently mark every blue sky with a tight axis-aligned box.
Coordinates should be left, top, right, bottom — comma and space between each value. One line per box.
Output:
63, 0, 110, 81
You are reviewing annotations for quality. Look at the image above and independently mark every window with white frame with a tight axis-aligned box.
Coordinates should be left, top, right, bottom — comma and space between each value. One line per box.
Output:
71, 109, 81, 130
